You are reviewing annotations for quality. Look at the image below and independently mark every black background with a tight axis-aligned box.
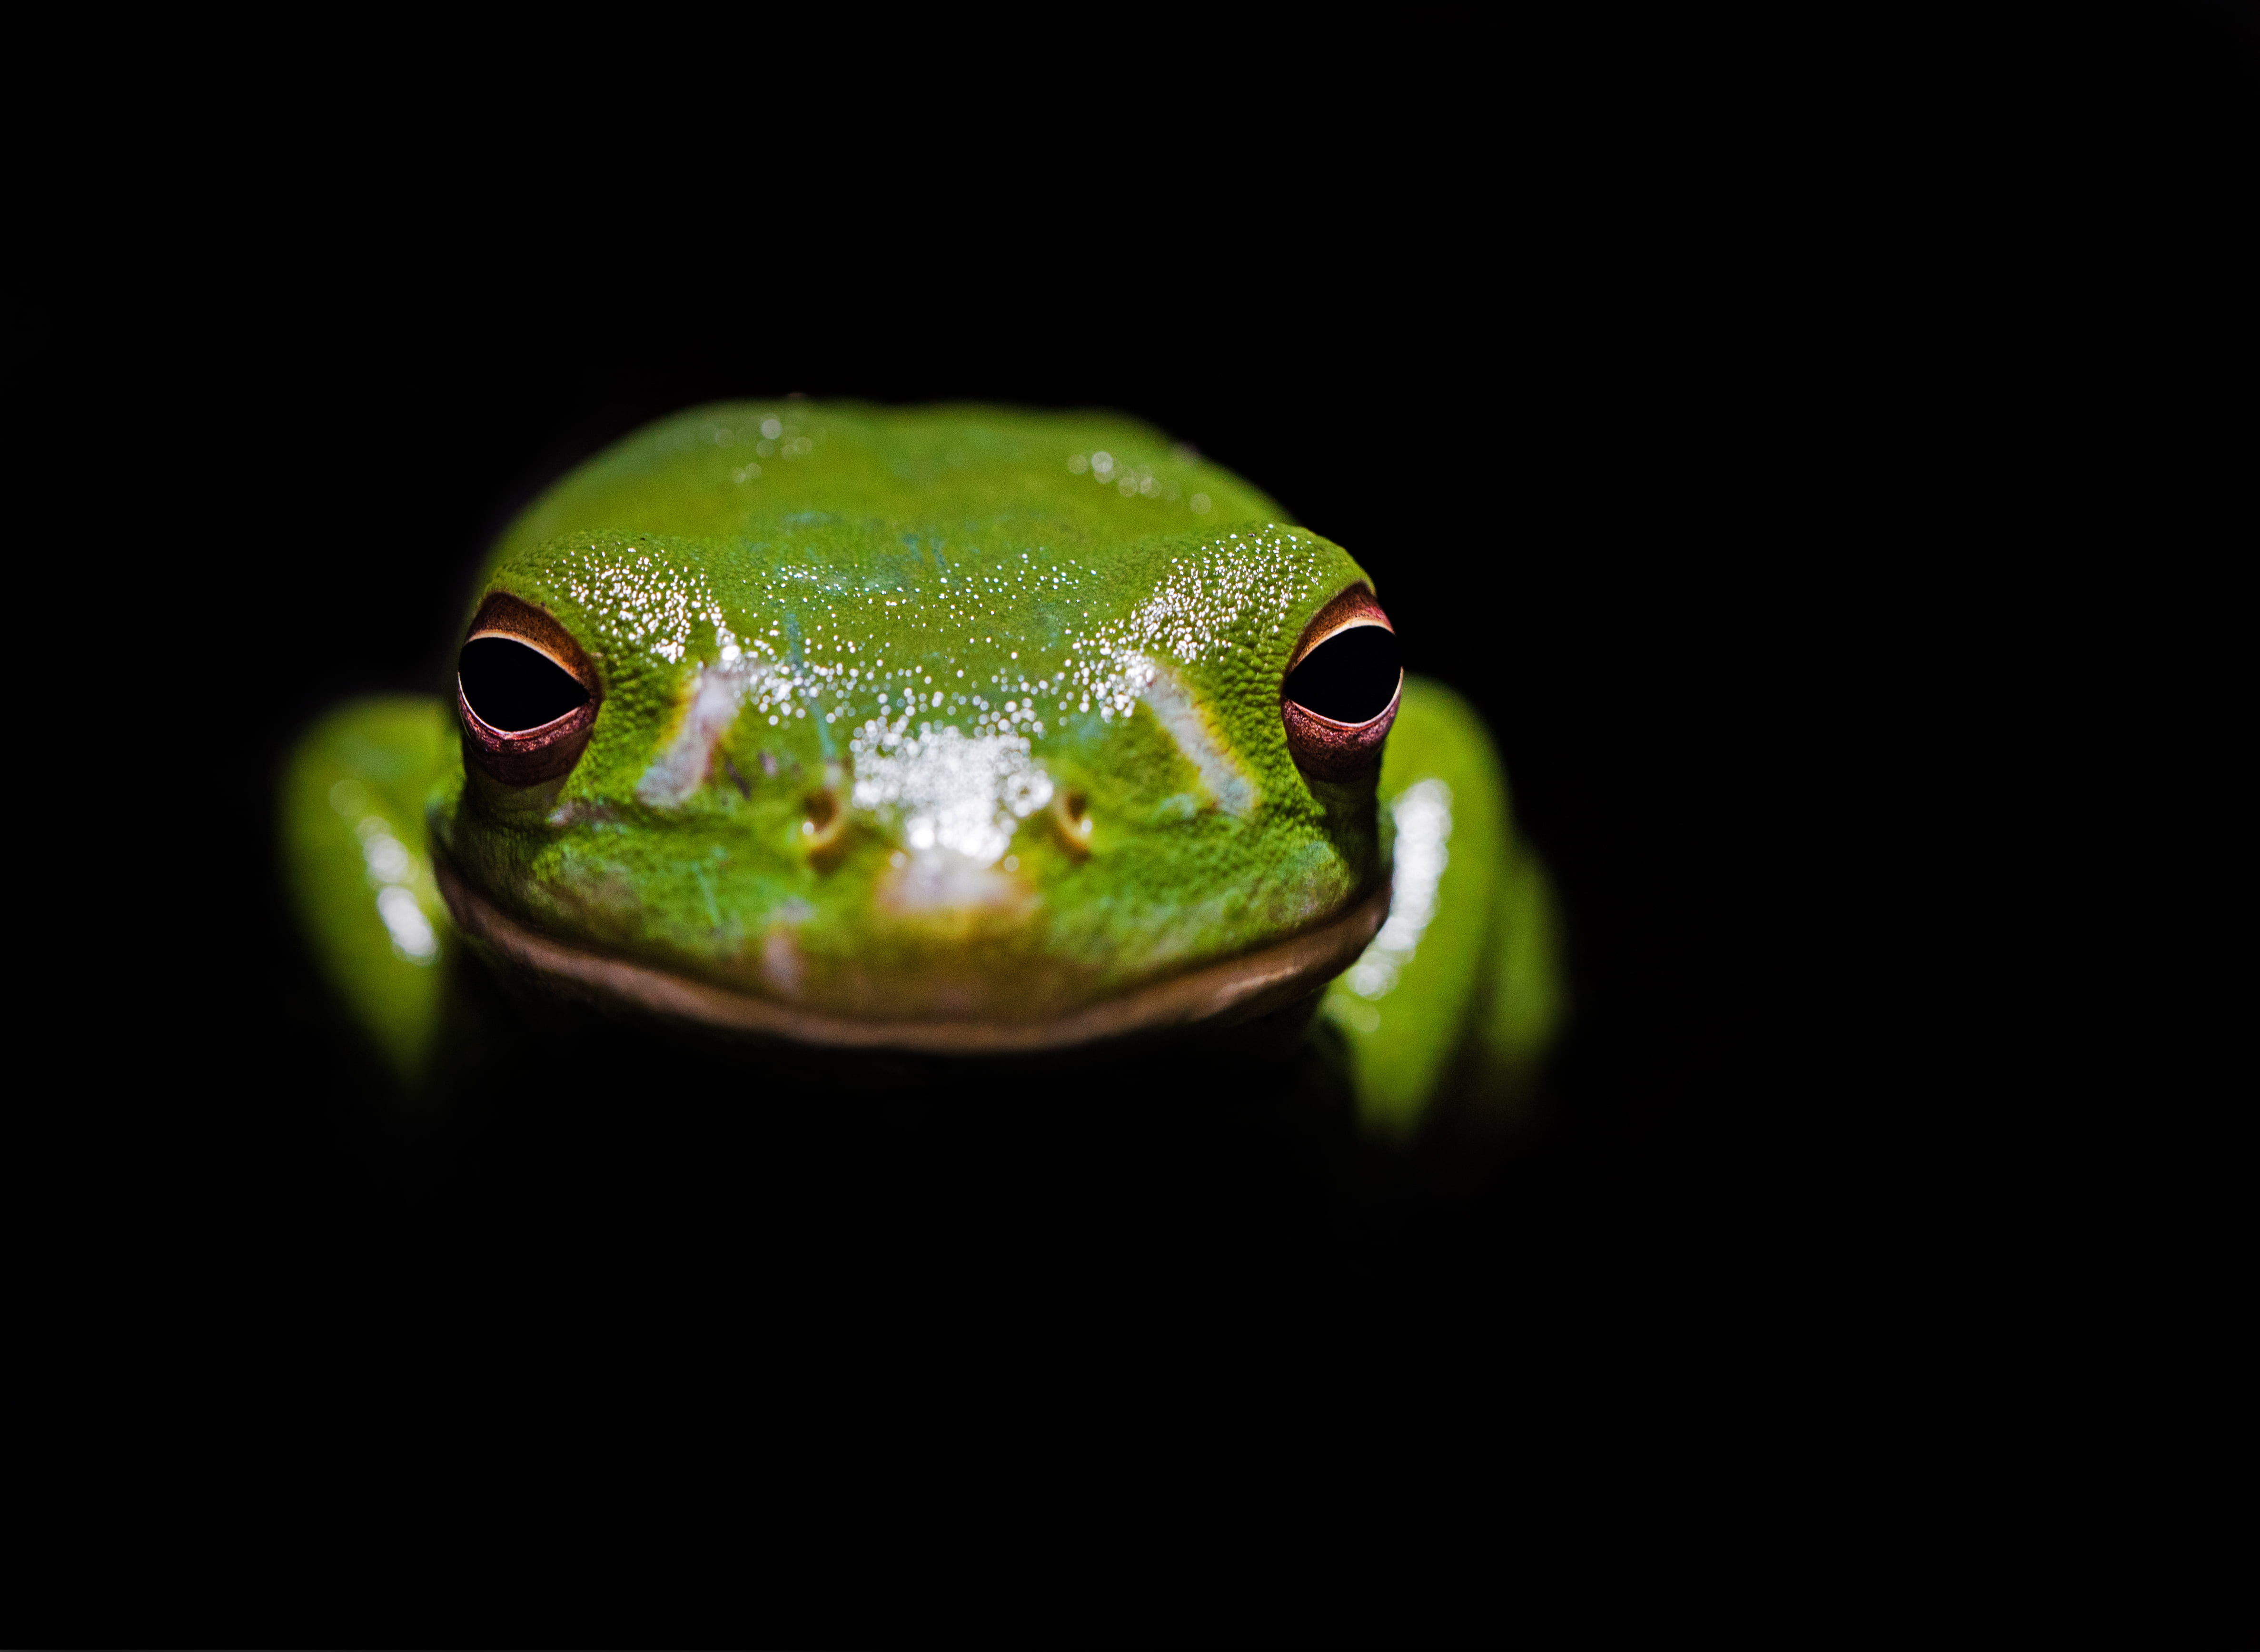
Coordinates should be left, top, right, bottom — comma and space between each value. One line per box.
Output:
4, 3, 2253, 1645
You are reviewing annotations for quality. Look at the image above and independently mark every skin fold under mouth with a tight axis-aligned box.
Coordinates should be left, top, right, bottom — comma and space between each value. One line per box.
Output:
432, 849, 1391, 1056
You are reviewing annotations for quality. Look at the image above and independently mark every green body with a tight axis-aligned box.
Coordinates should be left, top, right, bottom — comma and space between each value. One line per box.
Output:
284, 403, 1560, 1133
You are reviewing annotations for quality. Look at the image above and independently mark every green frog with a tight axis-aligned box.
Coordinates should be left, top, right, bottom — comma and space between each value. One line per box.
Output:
282, 402, 1560, 1136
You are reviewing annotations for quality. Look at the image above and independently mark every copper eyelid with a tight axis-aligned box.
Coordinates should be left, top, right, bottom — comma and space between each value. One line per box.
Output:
1285, 584, 1393, 674
464, 627, 584, 682
457, 692, 587, 744
462, 591, 601, 694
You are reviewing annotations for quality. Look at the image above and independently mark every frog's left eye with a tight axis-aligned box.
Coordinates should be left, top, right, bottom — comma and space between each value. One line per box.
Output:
1282, 585, 1402, 782
456, 592, 599, 787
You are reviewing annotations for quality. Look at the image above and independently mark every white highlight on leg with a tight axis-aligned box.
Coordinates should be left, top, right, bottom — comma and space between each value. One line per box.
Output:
1348, 779, 1453, 999
356, 814, 440, 965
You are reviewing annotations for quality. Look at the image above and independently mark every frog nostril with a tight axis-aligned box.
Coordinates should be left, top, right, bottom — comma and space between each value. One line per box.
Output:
1050, 787, 1094, 858
801, 786, 850, 866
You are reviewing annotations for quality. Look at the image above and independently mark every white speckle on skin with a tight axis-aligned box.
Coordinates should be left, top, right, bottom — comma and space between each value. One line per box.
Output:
847, 718, 1052, 867
637, 657, 766, 806
1137, 659, 1256, 817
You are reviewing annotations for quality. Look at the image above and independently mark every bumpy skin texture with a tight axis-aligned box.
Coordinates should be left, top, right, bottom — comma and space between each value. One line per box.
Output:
435, 403, 1385, 1022
282, 403, 1563, 1128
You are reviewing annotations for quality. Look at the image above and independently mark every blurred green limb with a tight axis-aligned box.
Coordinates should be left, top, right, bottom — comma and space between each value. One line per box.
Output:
1323, 676, 1566, 1137
280, 696, 459, 1087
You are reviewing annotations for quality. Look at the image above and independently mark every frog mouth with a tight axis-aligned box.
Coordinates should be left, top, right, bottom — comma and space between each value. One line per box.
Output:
431, 852, 1390, 1056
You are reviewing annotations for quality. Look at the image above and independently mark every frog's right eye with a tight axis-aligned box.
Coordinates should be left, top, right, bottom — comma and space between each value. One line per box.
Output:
456, 593, 599, 786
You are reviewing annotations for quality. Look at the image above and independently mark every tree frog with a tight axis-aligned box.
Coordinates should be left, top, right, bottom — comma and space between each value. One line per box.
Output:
282, 403, 1560, 1135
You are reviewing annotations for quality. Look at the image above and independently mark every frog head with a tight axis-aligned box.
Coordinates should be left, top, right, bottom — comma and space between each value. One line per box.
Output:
429, 405, 1404, 1053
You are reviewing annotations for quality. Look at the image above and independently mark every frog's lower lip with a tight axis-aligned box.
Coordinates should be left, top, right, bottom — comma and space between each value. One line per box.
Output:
432, 853, 1390, 1056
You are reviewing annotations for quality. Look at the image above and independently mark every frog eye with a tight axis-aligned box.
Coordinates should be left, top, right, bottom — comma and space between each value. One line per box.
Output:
1282, 586, 1402, 782
456, 593, 599, 787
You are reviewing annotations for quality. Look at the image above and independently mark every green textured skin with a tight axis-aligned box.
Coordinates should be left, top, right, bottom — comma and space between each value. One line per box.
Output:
436, 403, 1381, 1021
280, 402, 1564, 1128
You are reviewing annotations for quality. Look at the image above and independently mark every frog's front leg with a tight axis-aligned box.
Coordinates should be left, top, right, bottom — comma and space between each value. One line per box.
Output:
279, 695, 462, 1086
1321, 675, 1565, 1137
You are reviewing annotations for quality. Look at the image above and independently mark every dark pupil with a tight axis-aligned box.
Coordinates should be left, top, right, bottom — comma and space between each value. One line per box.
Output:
459, 636, 590, 733
1285, 625, 1402, 724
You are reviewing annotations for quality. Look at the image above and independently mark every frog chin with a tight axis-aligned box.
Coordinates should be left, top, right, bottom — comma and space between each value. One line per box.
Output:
431, 846, 1390, 1056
